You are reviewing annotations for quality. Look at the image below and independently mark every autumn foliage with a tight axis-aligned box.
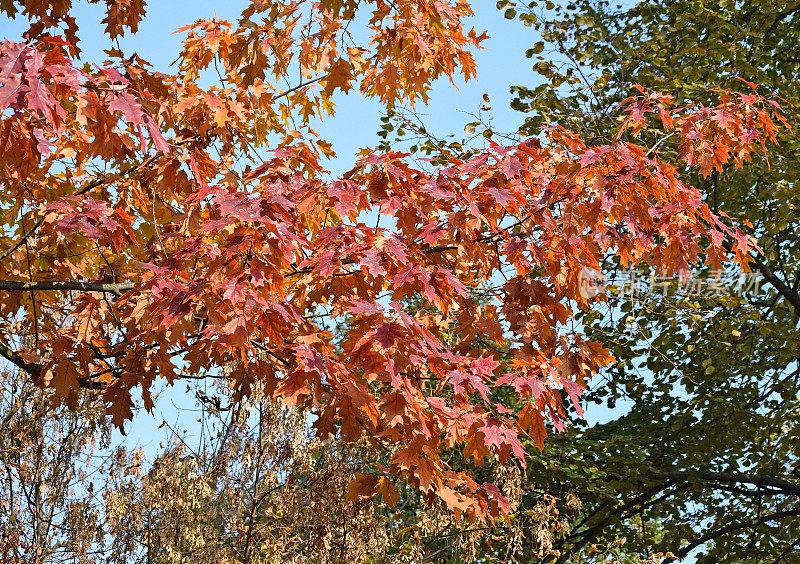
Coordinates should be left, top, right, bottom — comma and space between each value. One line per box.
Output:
0, 0, 785, 521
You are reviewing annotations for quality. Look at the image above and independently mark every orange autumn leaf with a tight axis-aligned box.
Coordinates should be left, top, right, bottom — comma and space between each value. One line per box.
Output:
345, 473, 379, 502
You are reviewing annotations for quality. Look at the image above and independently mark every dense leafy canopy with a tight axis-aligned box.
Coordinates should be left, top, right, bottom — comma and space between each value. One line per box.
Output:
0, 0, 788, 545
489, 0, 800, 561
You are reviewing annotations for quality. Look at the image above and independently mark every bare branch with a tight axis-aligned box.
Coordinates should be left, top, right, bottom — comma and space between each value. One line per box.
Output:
0, 281, 134, 294
656, 470, 800, 497
751, 255, 800, 316
664, 509, 800, 562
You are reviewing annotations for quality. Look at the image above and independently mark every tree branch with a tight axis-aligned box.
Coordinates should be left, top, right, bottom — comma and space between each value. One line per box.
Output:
656, 470, 800, 497
0, 341, 42, 377
0, 281, 134, 294
283, 245, 457, 278
750, 255, 800, 316
553, 482, 677, 564
664, 509, 800, 562
0, 342, 105, 390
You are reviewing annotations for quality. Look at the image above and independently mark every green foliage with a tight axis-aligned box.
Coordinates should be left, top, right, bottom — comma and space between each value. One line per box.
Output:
495, 0, 800, 561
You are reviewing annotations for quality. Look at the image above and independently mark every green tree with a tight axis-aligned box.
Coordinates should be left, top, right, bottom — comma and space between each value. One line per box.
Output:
496, 0, 800, 561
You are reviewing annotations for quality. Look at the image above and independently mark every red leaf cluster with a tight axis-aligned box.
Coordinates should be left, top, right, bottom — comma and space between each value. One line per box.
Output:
0, 2, 785, 521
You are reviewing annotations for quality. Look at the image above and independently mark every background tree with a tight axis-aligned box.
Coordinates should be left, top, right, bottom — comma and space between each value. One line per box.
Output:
487, 0, 800, 561
0, 364, 552, 563
0, 367, 110, 563
0, 365, 413, 563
